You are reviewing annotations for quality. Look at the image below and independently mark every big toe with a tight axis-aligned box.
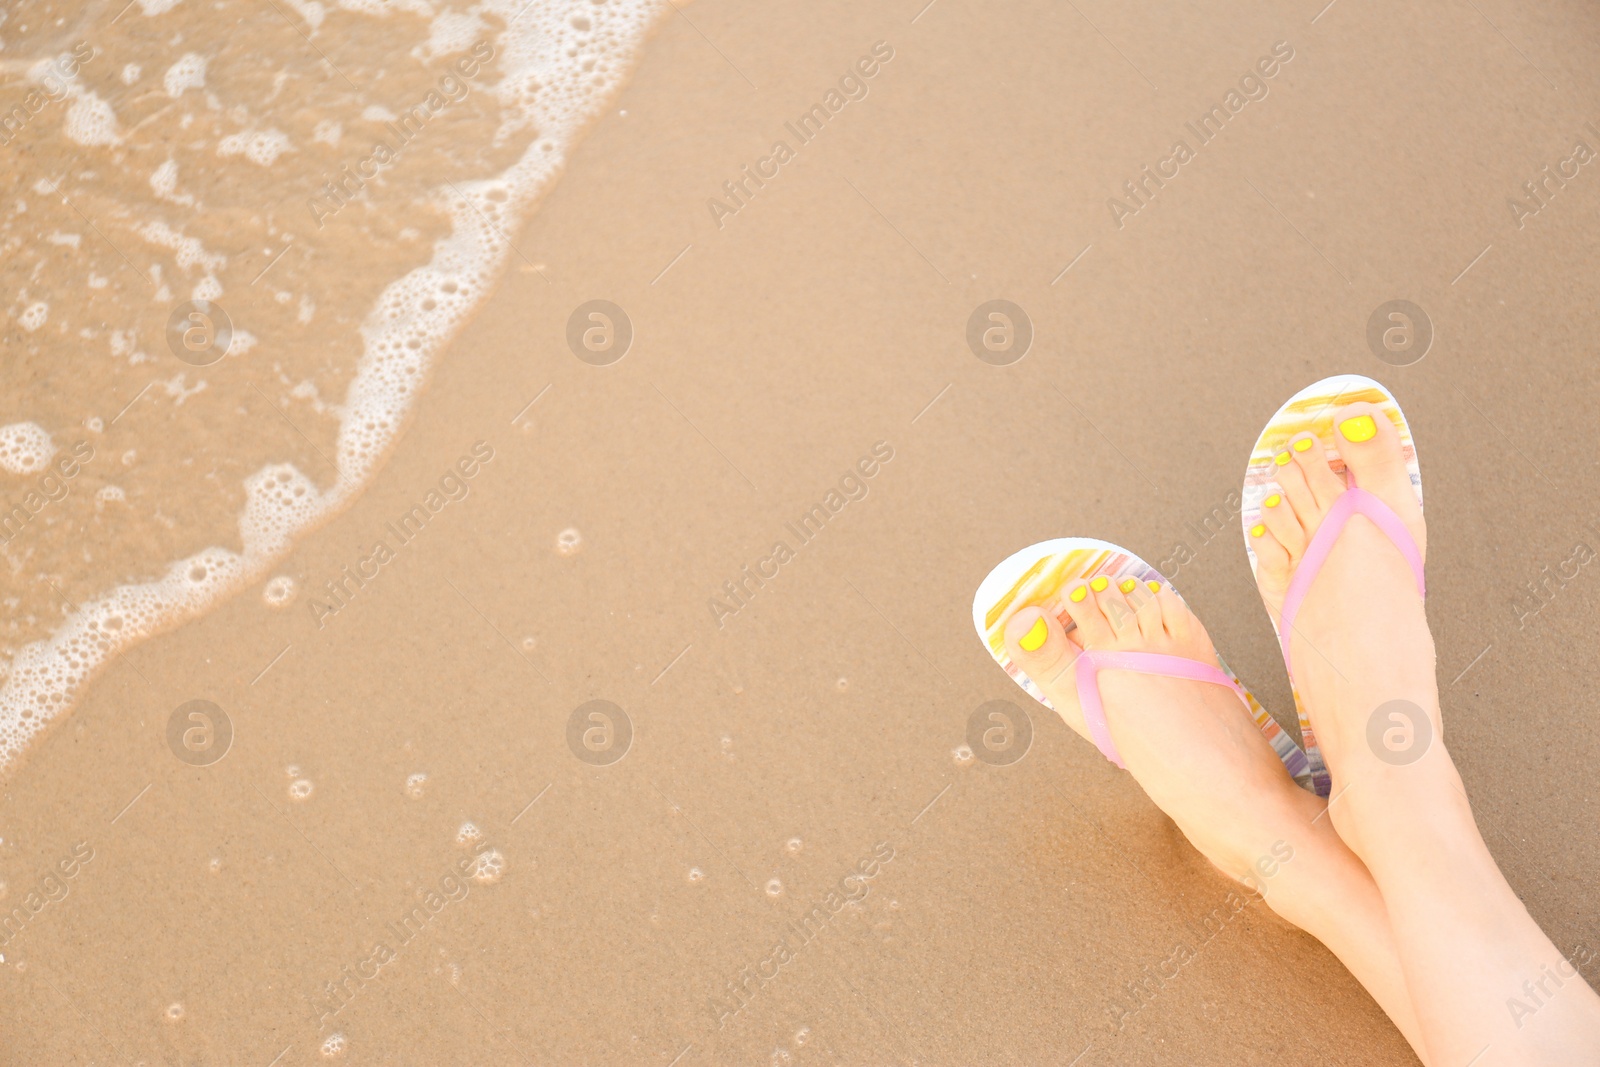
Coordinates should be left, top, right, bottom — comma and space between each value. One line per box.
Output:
1331, 401, 1425, 549
1003, 606, 1092, 741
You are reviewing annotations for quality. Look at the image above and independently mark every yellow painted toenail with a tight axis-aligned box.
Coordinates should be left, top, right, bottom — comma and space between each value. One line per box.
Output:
1119, 578, 1137, 593
1019, 616, 1048, 652
1146, 580, 1162, 593
1275, 451, 1291, 466
1339, 414, 1377, 443
1090, 576, 1109, 592
1069, 585, 1088, 603
1293, 437, 1313, 453
1264, 494, 1281, 508
1251, 523, 1266, 537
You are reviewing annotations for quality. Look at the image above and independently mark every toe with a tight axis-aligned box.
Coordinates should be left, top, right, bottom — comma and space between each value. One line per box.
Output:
1258, 486, 1306, 560
1004, 605, 1082, 692
1331, 401, 1426, 555
1063, 577, 1115, 648
1127, 577, 1165, 642
1095, 580, 1139, 642
1288, 430, 1346, 511
1272, 446, 1321, 530
1250, 520, 1292, 600
1153, 581, 1191, 640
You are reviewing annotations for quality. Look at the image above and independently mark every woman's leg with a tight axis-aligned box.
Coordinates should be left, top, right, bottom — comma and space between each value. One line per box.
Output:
1250, 403, 1600, 1065
1003, 587, 1429, 1060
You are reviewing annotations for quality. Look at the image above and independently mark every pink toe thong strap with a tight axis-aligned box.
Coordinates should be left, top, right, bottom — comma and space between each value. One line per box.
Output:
1073, 650, 1248, 769
1276, 487, 1425, 677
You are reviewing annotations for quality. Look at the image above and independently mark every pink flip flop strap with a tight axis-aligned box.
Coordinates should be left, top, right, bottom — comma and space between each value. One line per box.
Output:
1276, 487, 1425, 676
1074, 649, 1246, 769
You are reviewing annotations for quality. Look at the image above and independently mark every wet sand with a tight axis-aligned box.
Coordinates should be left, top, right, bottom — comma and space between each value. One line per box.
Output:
5, 0, 1600, 1063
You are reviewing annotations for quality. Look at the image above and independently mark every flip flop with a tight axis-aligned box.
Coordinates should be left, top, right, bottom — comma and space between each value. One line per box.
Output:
1240, 374, 1426, 797
972, 536, 1315, 789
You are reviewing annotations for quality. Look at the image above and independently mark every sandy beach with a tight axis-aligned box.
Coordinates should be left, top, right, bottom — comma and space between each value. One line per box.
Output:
4, 0, 1600, 1063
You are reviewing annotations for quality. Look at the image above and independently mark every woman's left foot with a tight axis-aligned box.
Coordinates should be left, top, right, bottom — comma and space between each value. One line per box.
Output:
1003, 578, 1321, 887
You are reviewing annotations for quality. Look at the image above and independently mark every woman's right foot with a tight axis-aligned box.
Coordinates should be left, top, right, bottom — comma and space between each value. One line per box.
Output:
1250, 398, 1600, 1064
1247, 400, 1441, 849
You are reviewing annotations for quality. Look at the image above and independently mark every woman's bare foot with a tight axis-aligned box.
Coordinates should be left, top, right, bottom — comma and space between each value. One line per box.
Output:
1005, 577, 1311, 884
1003, 577, 1428, 1057
1246, 398, 1600, 1064
1247, 401, 1438, 844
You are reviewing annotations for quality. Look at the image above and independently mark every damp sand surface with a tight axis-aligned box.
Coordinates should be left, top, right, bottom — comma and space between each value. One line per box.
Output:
5, 1, 1600, 1064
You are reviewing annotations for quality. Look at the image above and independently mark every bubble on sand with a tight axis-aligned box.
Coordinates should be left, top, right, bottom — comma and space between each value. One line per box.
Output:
320, 1033, 345, 1058
794, 1027, 811, 1047
0, 423, 55, 474
687, 867, 704, 883
163, 53, 207, 97
785, 836, 803, 854
262, 575, 296, 607
555, 527, 582, 555
18, 302, 48, 333
770, 1050, 792, 1067
953, 743, 974, 765
288, 778, 314, 800
765, 878, 783, 897
217, 128, 293, 167
165, 1002, 183, 1021
121, 63, 142, 85
456, 822, 482, 846
208, 857, 222, 874
520, 636, 537, 652
64, 91, 122, 146
405, 772, 428, 798
467, 848, 505, 883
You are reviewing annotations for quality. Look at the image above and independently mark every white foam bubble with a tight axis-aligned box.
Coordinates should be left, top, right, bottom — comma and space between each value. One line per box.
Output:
0, 423, 55, 475
467, 848, 506, 883
63, 91, 121, 146
217, 128, 293, 166
138, 221, 227, 274
18, 301, 48, 332
0, 0, 674, 769
262, 575, 296, 607
150, 159, 194, 206
163, 53, 207, 97
285, 0, 327, 32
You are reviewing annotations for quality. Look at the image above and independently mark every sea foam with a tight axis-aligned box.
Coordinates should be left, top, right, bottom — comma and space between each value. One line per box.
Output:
0, 0, 670, 768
